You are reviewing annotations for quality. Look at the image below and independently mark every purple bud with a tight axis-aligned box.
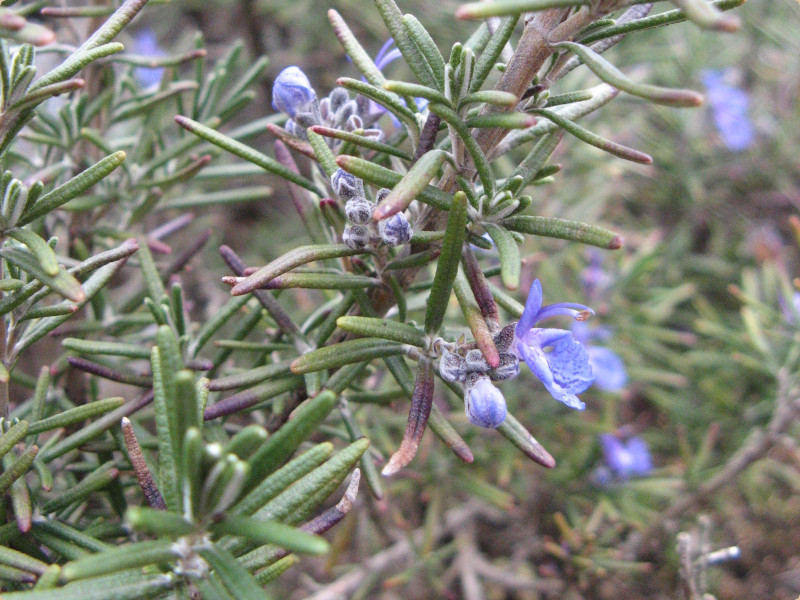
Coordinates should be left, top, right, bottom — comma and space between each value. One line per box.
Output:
378, 213, 412, 246
464, 375, 507, 428
342, 225, 371, 250
464, 349, 490, 373
439, 350, 467, 382
272, 66, 317, 118
331, 169, 364, 200
488, 352, 520, 381
345, 197, 375, 225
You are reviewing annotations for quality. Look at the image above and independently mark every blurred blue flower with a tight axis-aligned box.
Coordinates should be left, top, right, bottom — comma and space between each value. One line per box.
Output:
572, 321, 627, 392
702, 70, 754, 152
464, 375, 507, 428
368, 39, 428, 126
272, 66, 317, 118
512, 280, 594, 410
599, 434, 652, 480
581, 249, 612, 302
132, 29, 164, 89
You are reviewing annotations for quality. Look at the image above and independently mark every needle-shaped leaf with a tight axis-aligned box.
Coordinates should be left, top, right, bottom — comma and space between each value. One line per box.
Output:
484, 223, 520, 290
670, 0, 740, 31
425, 191, 468, 334
17, 152, 126, 226
496, 412, 556, 468
175, 115, 323, 196
60, 540, 179, 582
502, 131, 561, 192
382, 80, 448, 105
469, 15, 519, 93
328, 9, 386, 87
212, 516, 329, 555
373, 0, 438, 89
382, 358, 434, 475
291, 338, 407, 374
27, 398, 124, 435
551, 41, 704, 107
503, 215, 624, 249
456, 0, 587, 19
0, 246, 84, 302
336, 316, 427, 347
230, 244, 366, 296
533, 108, 652, 164
227, 272, 379, 292
453, 269, 500, 367
429, 103, 495, 197
373, 149, 447, 220
402, 15, 446, 90
6, 229, 59, 276
335, 155, 452, 211
309, 125, 413, 161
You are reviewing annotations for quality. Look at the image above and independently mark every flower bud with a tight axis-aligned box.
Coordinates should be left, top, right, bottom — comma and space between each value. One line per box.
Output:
346, 114, 364, 131
439, 350, 467, 382
345, 197, 375, 225
464, 375, 507, 428
464, 349, 490, 373
334, 100, 357, 128
331, 169, 365, 200
378, 212, 412, 246
488, 352, 520, 381
375, 188, 391, 204
272, 66, 316, 118
342, 225, 371, 250
493, 324, 516, 353
329, 87, 350, 113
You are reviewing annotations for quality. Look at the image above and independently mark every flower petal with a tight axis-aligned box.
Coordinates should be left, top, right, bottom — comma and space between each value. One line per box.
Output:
533, 302, 593, 324
586, 346, 627, 391
517, 279, 543, 334
465, 377, 507, 428
272, 66, 317, 117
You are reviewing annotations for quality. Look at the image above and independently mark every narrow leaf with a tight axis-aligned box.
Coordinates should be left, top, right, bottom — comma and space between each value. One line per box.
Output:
503, 215, 624, 249
336, 316, 427, 347
425, 191, 467, 334
484, 223, 520, 290
373, 149, 447, 220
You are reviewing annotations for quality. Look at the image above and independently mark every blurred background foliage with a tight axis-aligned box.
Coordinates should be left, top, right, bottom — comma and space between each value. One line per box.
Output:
0, 0, 798, 599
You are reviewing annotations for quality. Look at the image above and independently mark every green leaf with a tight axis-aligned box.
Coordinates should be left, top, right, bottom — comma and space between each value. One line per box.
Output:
125, 507, 194, 538
0, 444, 38, 496
40, 462, 118, 514
6, 229, 59, 276
533, 108, 652, 164
469, 15, 519, 93
670, 0, 740, 31
245, 391, 337, 487
1, 574, 174, 600
429, 103, 495, 198
62, 338, 152, 359
0, 246, 84, 302
151, 346, 179, 512
551, 41, 704, 107
336, 77, 419, 133
0, 543, 48, 576
212, 516, 329, 555
453, 269, 500, 367
502, 131, 561, 192
230, 245, 366, 296
373, 0, 438, 89
233, 442, 333, 516
198, 546, 269, 600
230, 271, 379, 291
484, 223, 520, 290
27, 397, 124, 435
17, 152, 126, 226
373, 149, 447, 221
0, 421, 29, 461
336, 316, 427, 347
401, 14, 446, 90
60, 540, 179, 582
291, 338, 407, 374
465, 112, 536, 129
458, 90, 518, 110
328, 9, 386, 87
424, 191, 468, 334
335, 154, 451, 211
496, 412, 556, 468
174, 116, 323, 196
383, 80, 448, 105
309, 125, 413, 161
502, 215, 624, 249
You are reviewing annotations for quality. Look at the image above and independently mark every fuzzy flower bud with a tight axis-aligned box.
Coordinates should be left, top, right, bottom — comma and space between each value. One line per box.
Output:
345, 197, 375, 225
272, 66, 316, 118
331, 169, 364, 200
439, 350, 467, 382
378, 213, 412, 246
464, 374, 507, 428
488, 352, 520, 381
342, 225, 371, 250
464, 349, 490, 373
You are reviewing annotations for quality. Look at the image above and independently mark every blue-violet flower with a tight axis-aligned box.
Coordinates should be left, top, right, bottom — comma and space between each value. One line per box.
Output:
272, 66, 317, 118
132, 29, 165, 89
571, 321, 627, 392
702, 69, 754, 152
512, 280, 594, 410
599, 434, 652, 480
464, 374, 507, 428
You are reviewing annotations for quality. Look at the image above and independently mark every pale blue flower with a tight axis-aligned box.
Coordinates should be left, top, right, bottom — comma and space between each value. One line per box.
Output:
571, 321, 627, 392
512, 280, 594, 410
464, 375, 507, 428
702, 70, 754, 152
133, 29, 164, 89
272, 66, 317, 118
599, 434, 652, 480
